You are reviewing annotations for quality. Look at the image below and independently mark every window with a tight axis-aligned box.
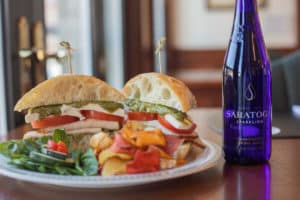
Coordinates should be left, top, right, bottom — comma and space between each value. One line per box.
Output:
44, 0, 93, 77
0, 2, 7, 135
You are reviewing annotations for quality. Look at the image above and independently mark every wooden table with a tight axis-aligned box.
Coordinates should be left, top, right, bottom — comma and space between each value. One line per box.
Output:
0, 108, 299, 200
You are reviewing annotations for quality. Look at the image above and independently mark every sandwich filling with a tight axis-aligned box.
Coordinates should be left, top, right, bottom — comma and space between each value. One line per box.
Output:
125, 99, 196, 136
126, 99, 187, 121
25, 101, 124, 132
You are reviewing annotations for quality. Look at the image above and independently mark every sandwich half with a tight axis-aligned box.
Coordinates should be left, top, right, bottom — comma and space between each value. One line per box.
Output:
122, 72, 200, 161
15, 74, 125, 138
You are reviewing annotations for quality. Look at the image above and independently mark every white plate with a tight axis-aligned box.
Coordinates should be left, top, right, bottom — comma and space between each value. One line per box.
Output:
0, 139, 221, 188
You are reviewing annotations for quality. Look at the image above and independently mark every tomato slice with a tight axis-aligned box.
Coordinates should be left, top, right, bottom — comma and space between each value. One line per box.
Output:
127, 112, 157, 121
158, 115, 196, 134
57, 141, 68, 154
81, 110, 124, 123
31, 115, 79, 129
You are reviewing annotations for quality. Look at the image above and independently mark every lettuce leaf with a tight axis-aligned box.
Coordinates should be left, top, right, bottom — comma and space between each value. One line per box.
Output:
0, 129, 98, 176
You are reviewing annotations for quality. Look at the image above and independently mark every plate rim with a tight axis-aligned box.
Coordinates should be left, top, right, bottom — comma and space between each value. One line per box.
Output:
0, 138, 222, 188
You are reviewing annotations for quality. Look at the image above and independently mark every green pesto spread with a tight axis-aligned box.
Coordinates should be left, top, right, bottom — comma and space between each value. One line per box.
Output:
28, 101, 123, 120
125, 99, 187, 121
70, 101, 123, 112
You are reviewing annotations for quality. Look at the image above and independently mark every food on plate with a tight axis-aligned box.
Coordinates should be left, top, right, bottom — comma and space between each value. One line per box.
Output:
101, 157, 128, 176
14, 74, 125, 138
98, 148, 133, 165
89, 131, 113, 155
90, 121, 204, 176
0, 129, 98, 175
0, 72, 205, 177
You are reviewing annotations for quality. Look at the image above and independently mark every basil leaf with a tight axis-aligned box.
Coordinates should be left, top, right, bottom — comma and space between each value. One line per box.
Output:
23, 139, 40, 152
72, 150, 85, 175
0, 140, 28, 157
80, 149, 98, 176
53, 129, 70, 146
35, 136, 50, 146
0, 138, 97, 176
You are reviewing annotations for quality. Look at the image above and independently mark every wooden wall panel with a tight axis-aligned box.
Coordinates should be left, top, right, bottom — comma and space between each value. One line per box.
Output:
168, 48, 299, 71
168, 49, 225, 70
123, 0, 154, 82
188, 81, 222, 107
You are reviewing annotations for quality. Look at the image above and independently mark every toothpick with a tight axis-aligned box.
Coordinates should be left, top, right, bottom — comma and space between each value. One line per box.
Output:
59, 41, 75, 74
155, 37, 166, 73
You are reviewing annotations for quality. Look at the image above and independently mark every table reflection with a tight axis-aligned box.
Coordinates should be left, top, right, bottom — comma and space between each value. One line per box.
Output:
223, 163, 271, 200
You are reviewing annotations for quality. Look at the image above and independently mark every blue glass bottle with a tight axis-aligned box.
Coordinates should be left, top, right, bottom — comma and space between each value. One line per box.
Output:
223, 0, 271, 164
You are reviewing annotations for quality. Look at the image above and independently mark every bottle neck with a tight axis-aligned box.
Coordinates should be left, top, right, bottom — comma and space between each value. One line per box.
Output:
235, 0, 257, 13
227, 0, 269, 66
234, 0, 259, 25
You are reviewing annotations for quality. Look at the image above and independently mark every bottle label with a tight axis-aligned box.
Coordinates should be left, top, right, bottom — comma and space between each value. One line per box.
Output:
225, 110, 270, 124
237, 137, 264, 151
224, 75, 271, 126
225, 110, 269, 125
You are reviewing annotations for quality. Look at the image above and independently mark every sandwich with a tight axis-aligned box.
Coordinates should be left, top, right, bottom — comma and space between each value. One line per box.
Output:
122, 72, 197, 134
121, 72, 201, 163
14, 74, 125, 139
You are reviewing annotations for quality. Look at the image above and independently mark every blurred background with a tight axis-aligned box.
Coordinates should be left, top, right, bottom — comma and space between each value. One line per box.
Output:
0, 0, 299, 132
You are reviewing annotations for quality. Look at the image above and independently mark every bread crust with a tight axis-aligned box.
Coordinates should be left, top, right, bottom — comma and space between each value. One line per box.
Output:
14, 74, 125, 111
122, 73, 197, 112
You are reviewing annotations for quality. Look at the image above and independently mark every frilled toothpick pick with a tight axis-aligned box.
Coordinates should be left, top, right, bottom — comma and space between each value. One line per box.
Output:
59, 41, 75, 74
155, 37, 166, 73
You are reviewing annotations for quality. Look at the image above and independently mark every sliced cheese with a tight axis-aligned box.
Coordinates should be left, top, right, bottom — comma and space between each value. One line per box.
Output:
25, 113, 39, 123
132, 120, 197, 137
164, 114, 193, 129
61, 104, 85, 120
